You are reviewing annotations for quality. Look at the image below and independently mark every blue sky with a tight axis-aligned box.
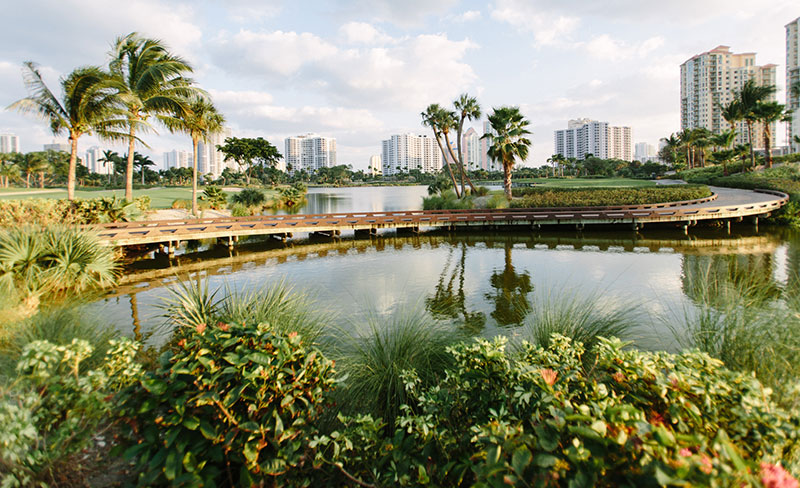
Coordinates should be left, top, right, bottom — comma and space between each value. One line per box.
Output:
0, 0, 797, 169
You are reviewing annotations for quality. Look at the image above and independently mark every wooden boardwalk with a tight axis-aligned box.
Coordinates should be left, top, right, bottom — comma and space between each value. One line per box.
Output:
91, 187, 788, 249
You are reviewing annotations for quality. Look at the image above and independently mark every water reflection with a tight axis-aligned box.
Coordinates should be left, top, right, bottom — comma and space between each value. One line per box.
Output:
681, 253, 781, 309
96, 226, 800, 347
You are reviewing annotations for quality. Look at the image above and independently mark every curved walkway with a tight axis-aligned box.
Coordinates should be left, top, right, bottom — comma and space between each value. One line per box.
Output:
92, 187, 788, 247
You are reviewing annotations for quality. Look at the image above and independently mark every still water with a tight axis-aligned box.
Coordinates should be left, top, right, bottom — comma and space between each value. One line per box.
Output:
94, 186, 800, 348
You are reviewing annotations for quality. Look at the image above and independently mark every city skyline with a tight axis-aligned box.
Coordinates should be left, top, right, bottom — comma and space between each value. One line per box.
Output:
0, 1, 797, 170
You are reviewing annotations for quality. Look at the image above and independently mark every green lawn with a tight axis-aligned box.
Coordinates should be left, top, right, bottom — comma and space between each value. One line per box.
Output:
477, 178, 657, 188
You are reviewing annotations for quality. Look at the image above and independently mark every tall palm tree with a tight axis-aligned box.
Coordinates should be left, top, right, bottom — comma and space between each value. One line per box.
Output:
163, 97, 225, 215
134, 152, 155, 185
692, 128, 712, 168
437, 109, 468, 196
0, 154, 18, 188
107, 32, 196, 201
16, 152, 47, 188
452, 93, 480, 194
8, 62, 121, 200
98, 149, 118, 185
677, 128, 694, 169
482, 106, 532, 200
754, 101, 786, 168
710, 130, 736, 175
737, 79, 776, 170
720, 99, 743, 132
660, 134, 681, 166
421, 104, 460, 197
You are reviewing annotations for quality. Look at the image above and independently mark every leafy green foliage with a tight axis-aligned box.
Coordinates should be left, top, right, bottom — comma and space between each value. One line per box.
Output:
217, 137, 282, 186
115, 322, 335, 487
316, 335, 800, 486
200, 185, 227, 209
0, 196, 148, 226
229, 187, 266, 207
422, 189, 474, 210
0, 338, 141, 487
510, 185, 712, 208
277, 183, 307, 208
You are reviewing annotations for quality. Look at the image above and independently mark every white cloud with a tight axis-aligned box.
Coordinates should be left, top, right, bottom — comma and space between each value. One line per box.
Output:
453, 10, 482, 22
341, 0, 459, 27
210, 29, 478, 110
584, 35, 664, 62
339, 22, 392, 45
490, 0, 580, 46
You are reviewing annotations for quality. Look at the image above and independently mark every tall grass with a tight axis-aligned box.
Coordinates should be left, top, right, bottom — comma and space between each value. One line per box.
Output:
0, 306, 118, 381
331, 307, 462, 428
160, 278, 329, 345
422, 190, 474, 210
514, 290, 639, 357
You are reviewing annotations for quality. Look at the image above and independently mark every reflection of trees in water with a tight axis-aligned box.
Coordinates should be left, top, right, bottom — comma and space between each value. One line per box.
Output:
784, 239, 800, 311
484, 242, 533, 327
130, 293, 142, 342
681, 253, 780, 308
425, 242, 486, 333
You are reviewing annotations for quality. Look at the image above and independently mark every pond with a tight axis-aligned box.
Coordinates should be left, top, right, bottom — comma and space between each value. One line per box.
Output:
93, 186, 800, 349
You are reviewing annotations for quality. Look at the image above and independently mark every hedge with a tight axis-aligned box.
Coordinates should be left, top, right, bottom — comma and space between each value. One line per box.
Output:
510, 185, 712, 208
0, 196, 150, 227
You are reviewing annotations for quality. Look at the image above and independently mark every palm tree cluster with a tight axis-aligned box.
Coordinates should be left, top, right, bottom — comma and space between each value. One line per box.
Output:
8, 32, 225, 215
421, 95, 531, 201
661, 80, 790, 173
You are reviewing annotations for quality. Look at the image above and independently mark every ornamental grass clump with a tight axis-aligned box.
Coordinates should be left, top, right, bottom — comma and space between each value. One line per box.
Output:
115, 321, 335, 487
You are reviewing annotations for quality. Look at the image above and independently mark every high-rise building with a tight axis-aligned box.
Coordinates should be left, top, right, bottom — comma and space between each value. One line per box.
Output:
680, 45, 777, 148
787, 17, 800, 152
0, 134, 20, 153
84, 146, 109, 174
461, 127, 481, 171
369, 155, 382, 176
553, 119, 632, 161
43, 142, 70, 153
197, 128, 234, 178
284, 134, 335, 173
164, 149, 191, 170
634, 142, 657, 163
480, 121, 502, 171
381, 133, 441, 176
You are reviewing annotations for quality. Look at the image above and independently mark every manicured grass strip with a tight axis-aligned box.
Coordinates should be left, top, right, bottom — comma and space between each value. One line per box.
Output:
510, 185, 712, 208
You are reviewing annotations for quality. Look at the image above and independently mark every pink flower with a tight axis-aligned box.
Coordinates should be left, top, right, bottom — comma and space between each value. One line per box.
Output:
540, 369, 557, 386
195, 323, 207, 334
761, 463, 799, 488
679, 448, 692, 457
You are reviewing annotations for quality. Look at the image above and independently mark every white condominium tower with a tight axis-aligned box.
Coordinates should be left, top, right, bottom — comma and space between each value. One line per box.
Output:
480, 121, 501, 171
553, 119, 632, 161
381, 133, 441, 175
84, 146, 110, 174
680, 45, 777, 148
284, 134, 336, 173
0, 134, 20, 153
787, 17, 800, 152
369, 155, 382, 176
197, 127, 234, 178
461, 127, 481, 170
163, 149, 191, 170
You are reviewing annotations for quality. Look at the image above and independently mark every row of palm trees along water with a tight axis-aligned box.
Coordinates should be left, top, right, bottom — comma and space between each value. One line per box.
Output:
9, 32, 224, 216
661, 80, 800, 174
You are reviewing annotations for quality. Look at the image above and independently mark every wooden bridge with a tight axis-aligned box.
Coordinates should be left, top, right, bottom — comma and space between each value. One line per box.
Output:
91, 187, 789, 251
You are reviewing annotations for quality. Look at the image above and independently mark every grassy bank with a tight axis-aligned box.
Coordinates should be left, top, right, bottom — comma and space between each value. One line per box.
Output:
475, 177, 658, 188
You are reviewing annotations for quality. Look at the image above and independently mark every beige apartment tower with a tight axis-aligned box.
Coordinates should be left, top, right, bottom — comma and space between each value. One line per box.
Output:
680, 45, 777, 149
788, 17, 800, 152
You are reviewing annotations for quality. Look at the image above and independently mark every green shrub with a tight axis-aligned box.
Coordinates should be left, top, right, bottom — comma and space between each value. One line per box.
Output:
472, 185, 490, 197
510, 185, 712, 208
315, 335, 800, 486
422, 190, 474, 210
484, 193, 509, 209
115, 322, 335, 487
230, 188, 266, 207
0, 338, 141, 487
201, 186, 227, 209
230, 202, 254, 217
171, 198, 190, 210
0, 196, 148, 227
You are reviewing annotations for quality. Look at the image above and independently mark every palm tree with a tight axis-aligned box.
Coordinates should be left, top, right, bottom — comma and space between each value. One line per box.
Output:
0, 154, 18, 188
134, 152, 155, 185
8, 62, 121, 200
452, 94, 480, 194
421, 104, 460, 198
16, 152, 47, 188
437, 109, 469, 196
677, 128, 694, 169
482, 106, 532, 200
692, 129, 712, 168
660, 134, 681, 166
720, 99, 743, 132
754, 101, 786, 168
107, 32, 196, 201
710, 130, 736, 175
737, 79, 776, 170
98, 149, 118, 185
163, 97, 225, 215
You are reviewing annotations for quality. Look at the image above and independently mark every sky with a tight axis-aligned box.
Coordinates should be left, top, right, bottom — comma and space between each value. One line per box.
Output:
0, 0, 798, 170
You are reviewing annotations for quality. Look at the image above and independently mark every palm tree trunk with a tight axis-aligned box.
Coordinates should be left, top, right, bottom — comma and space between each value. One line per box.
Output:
192, 136, 199, 216
39, 172, 44, 189
747, 121, 755, 171
764, 124, 772, 168
126, 123, 136, 201
503, 161, 512, 200
25, 172, 30, 188
433, 132, 460, 198
455, 122, 466, 195
67, 135, 79, 200
442, 131, 468, 197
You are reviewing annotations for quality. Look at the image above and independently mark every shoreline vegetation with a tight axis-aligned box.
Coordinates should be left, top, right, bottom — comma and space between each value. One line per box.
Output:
1, 272, 799, 486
